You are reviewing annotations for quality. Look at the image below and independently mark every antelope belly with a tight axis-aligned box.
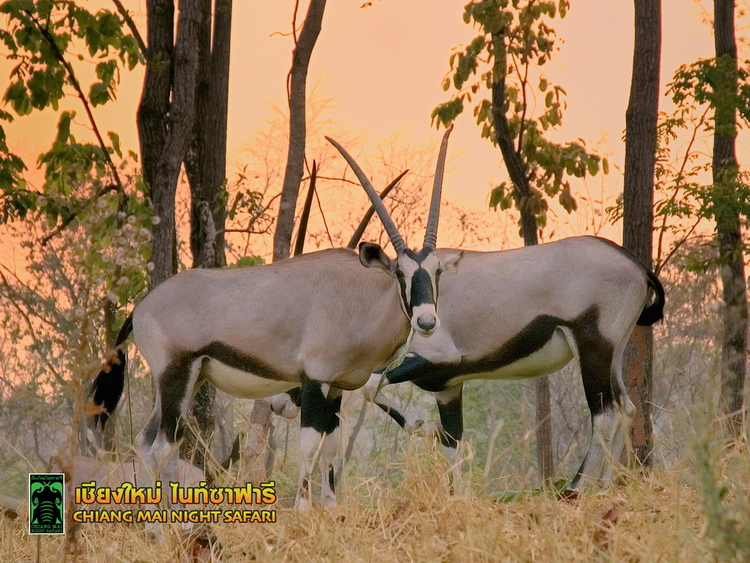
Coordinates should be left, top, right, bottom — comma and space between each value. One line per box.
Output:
201, 359, 297, 399
450, 329, 574, 386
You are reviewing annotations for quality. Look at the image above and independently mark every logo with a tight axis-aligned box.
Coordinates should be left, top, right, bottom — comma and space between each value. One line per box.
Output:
29, 474, 65, 535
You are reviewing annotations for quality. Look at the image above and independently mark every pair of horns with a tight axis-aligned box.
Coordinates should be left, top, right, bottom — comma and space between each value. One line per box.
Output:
326, 124, 453, 254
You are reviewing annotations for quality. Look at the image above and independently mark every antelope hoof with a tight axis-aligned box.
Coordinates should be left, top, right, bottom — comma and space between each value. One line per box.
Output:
404, 419, 425, 434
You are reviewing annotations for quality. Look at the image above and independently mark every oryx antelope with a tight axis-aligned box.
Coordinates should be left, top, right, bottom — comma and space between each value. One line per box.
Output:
362, 236, 665, 491
90, 127, 460, 509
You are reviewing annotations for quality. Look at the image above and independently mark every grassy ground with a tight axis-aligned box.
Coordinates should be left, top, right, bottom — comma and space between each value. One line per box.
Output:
2, 438, 748, 563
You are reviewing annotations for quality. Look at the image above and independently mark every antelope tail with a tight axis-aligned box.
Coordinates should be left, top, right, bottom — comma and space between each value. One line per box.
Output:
636, 271, 665, 326
90, 314, 133, 429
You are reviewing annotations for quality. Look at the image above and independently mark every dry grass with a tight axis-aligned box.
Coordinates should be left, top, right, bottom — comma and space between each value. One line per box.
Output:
3, 438, 748, 563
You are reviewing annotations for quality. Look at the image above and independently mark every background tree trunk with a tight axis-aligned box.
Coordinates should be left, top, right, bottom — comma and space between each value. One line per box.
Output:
490, 29, 553, 484
186, 0, 231, 270
713, 0, 747, 437
136, 0, 174, 287
272, 0, 327, 262
138, 0, 201, 288
622, 0, 661, 466
181, 0, 233, 468
248, 0, 328, 480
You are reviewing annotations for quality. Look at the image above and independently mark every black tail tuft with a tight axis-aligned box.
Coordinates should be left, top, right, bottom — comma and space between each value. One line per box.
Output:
637, 271, 665, 326
90, 315, 133, 429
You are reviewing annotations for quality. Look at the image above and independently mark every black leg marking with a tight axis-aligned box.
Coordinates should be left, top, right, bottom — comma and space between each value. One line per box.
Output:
286, 386, 302, 407
328, 466, 335, 494
158, 354, 196, 442
436, 385, 463, 449
570, 308, 615, 416
374, 401, 408, 429
140, 411, 160, 448
300, 378, 342, 435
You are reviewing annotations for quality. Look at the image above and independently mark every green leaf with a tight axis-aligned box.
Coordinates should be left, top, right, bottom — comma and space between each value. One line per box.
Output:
107, 131, 121, 158
89, 82, 110, 106
233, 256, 265, 268
489, 183, 506, 210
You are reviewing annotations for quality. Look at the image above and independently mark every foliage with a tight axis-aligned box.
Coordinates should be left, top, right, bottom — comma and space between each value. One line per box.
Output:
0, 0, 143, 224
431, 0, 605, 231
612, 54, 750, 272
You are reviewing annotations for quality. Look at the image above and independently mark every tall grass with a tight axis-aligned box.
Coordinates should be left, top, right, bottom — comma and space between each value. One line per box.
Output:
3, 438, 748, 562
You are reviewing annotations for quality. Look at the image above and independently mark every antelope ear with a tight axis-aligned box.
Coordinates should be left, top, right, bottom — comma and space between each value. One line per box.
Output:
440, 250, 463, 273
359, 242, 393, 272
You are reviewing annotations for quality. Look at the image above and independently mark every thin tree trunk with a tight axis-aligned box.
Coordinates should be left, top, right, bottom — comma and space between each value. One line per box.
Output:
151, 0, 200, 286
249, 0, 327, 480
272, 0, 327, 262
713, 0, 747, 437
186, 0, 231, 269
137, 0, 174, 193
622, 0, 661, 466
490, 29, 553, 484
181, 0, 233, 465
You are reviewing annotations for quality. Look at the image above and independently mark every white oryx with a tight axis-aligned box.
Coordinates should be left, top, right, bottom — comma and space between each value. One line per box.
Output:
90, 127, 462, 509
362, 236, 665, 491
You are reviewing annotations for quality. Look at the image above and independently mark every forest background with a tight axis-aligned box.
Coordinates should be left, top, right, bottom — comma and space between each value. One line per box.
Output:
1, 0, 750, 561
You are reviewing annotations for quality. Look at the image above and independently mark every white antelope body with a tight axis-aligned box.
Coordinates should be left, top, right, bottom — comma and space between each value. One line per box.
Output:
364, 236, 665, 490
90, 128, 458, 509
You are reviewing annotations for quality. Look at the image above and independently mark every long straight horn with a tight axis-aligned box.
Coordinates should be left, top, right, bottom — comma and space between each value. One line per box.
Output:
423, 124, 454, 249
326, 137, 408, 253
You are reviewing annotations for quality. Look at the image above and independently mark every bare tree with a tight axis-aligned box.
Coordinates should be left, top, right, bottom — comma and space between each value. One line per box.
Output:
490, 28, 552, 483
622, 0, 661, 466
248, 0, 328, 480
138, 0, 202, 288
273, 0, 328, 262
713, 0, 747, 437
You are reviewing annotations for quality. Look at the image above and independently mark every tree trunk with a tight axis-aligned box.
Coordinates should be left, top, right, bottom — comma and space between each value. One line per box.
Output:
181, 0, 233, 466
137, 0, 174, 288
622, 0, 661, 466
137, 0, 174, 193
490, 29, 553, 484
186, 0, 231, 269
139, 0, 201, 288
713, 0, 747, 437
250, 0, 327, 480
272, 0, 327, 262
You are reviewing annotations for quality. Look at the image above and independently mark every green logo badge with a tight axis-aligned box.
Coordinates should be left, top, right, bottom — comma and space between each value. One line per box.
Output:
29, 473, 65, 535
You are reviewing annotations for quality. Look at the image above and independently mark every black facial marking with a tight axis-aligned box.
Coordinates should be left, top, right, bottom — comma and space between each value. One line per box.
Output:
410, 268, 435, 309
395, 248, 440, 317
395, 270, 410, 316
299, 378, 343, 435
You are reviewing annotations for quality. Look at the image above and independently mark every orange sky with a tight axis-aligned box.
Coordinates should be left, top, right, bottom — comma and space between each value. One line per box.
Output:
3, 0, 748, 252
